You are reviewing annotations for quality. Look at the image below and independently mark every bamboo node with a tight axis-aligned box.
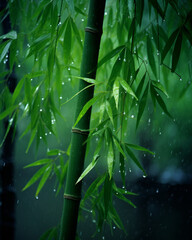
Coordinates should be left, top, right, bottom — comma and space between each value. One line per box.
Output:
64, 193, 81, 201
72, 128, 89, 136
85, 27, 102, 35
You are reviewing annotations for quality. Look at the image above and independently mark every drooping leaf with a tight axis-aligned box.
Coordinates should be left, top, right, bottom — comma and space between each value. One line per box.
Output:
36, 165, 52, 197
0, 40, 12, 62
152, 80, 169, 97
136, 82, 149, 129
148, 0, 165, 19
161, 28, 180, 63
63, 17, 71, 65
22, 164, 49, 191
0, 105, 17, 121
104, 174, 113, 218
118, 77, 138, 100
147, 35, 157, 78
107, 141, 114, 179
97, 45, 125, 69
113, 78, 119, 109
26, 127, 37, 153
125, 143, 154, 155
105, 100, 114, 125
155, 91, 172, 118
12, 76, 25, 104
124, 144, 147, 176
172, 31, 182, 72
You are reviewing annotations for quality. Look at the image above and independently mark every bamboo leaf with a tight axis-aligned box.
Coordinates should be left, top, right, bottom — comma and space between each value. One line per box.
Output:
113, 137, 126, 158
104, 175, 112, 218
107, 141, 114, 179
63, 17, 71, 65
0, 30, 17, 40
36, 165, 52, 197
70, 18, 83, 48
172, 31, 182, 72
147, 36, 157, 78
12, 77, 25, 103
74, 94, 101, 127
161, 28, 179, 63
0, 105, 17, 120
113, 78, 119, 109
105, 100, 114, 125
118, 77, 138, 100
22, 164, 49, 191
155, 91, 172, 118
148, 0, 165, 19
124, 144, 146, 176
125, 143, 154, 155
26, 127, 37, 153
136, 82, 149, 129
152, 80, 169, 97
0, 40, 12, 62
65, 0, 75, 16
76, 155, 99, 184
47, 149, 62, 156
97, 45, 125, 69
24, 159, 52, 168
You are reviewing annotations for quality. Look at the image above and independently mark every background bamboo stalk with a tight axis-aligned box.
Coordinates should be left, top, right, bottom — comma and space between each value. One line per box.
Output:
59, 0, 106, 239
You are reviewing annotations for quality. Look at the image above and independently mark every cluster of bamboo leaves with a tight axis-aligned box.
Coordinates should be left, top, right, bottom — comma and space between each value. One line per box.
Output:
0, 0, 192, 237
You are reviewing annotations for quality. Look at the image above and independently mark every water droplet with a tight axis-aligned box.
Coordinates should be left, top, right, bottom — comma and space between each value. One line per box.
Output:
45, 133, 48, 136
49, 132, 52, 135
123, 58, 126, 62
143, 175, 147, 178
59, 96, 63, 100
68, 78, 71, 81
40, 109, 42, 112
17, 200, 19, 204
31, 78, 33, 81
123, 111, 126, 115
157, 50, 160, 56
18, 64, 21, 68
27, 43, 30, 47
118, 57, 121, 61
81, 18, 84, 22
62, 82, 65, 85
92, 219, 96, 223
156, 188, 159, 194
113, 226, 116, 229
105, 11, 107, 16
58, 21, 61, 26
71, 61, 74, 65
35, 196, 39, 199
35, 58, 38, 61
39, 136, 42, 139
68, 67, 70, 71
96, 137, 99, 142
131, 114, 134, 118
53, 188, 56, 192
129, 168, 132, 172
84, 7, 87, 11
159, 132, 162, 135
180, 78, 182, 81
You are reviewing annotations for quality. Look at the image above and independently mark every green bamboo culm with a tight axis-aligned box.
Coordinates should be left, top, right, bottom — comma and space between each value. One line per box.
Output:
59, 1, 106, 239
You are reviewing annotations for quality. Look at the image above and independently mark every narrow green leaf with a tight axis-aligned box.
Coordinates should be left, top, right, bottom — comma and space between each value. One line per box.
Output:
24, 159, 52, 168
47, 149, 61, 156
125, 143, 154, 155
147, 36, 157, 78
26, 127, 37, 153
70, 18, 83, 48
97, 45, 125, 69
12, 77, 25, 103
155, 91, 172, 118
113, 78, 119, 109
172, 31, 182, 72
148, 0, 165, 19
63, 17, 71, 65
124, 145, 146, 176
76, 155, 99, 184
113, 137, 126, 158
0, 40, 12, 62
183, 26, 192, 45
22, 164, 48, 191
74, 94, 101, 127
152, 80, 169, 97
65, 0, 75, 16
36, 165, 52, 197
0, 30, 17, 40
136, 82, 149, 129
104, 175, 113, 218
118, 77, 138, 100
0, 105, 17, 120
161, 28, 179, 63
107, 141, 114, 179
71, 75, 96, 84
106, 100, 114, 125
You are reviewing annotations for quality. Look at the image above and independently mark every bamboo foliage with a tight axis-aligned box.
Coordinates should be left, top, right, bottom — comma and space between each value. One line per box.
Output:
0, 0, 192, 239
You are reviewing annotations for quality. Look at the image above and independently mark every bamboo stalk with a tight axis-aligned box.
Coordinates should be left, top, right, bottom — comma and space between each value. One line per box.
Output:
59, 1, 106, 239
